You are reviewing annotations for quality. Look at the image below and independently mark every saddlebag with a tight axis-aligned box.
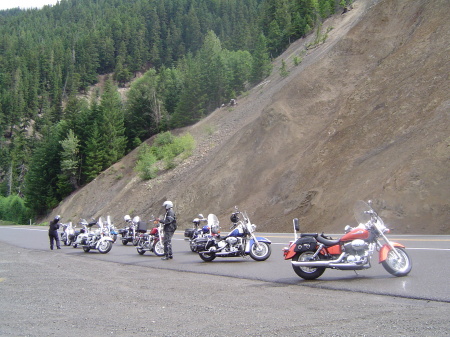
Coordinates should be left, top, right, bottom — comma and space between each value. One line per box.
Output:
195, 237, 210, 252
137, 221, 148, 233
294, 237, 317, 252
184, 228, 195, 238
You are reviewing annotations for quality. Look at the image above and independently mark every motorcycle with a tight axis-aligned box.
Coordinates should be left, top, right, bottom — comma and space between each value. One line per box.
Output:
72, 217, 114, 254
60, 222, 75, 246
283, 200, 412, 280
103, 216, 118, 242
185, 214, 209, 252
136, 218, 165, 256
118, 215, 139, 246
196, 207, 272, 262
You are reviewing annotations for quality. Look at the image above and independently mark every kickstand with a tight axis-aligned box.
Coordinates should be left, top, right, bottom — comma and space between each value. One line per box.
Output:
353, 270, 359, 276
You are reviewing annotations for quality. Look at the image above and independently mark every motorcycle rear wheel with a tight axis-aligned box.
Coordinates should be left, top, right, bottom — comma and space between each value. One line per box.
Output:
82, 246, 90, 253
249, 242, 271, 261
292, 250, 326, 280
199, 252, 216, 262
190, 240, 197, 252
122, 240, 128, 245
382, 247, 412, 277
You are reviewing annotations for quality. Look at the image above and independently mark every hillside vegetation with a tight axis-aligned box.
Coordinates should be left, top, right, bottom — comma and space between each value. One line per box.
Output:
1, 0, 345, 219
51, 0, 449, 234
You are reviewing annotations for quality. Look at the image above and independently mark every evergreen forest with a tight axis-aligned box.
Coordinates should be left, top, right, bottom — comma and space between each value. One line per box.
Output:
0, 0, 351, 223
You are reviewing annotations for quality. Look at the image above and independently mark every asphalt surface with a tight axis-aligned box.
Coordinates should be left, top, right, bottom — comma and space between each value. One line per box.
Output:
0, 226, 449, 336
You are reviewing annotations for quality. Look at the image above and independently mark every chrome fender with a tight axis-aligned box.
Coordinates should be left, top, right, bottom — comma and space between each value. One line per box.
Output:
245, 237, 271, 253
95, 236, 114, 249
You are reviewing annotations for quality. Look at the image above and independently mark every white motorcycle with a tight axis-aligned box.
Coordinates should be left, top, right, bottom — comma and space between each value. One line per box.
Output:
72, 217, 114, 254
60, 222, 75, 246
196, 207, 272, 262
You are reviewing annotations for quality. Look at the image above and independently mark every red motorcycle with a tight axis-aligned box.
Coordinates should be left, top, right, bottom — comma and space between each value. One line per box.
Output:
283, 200, 412, 280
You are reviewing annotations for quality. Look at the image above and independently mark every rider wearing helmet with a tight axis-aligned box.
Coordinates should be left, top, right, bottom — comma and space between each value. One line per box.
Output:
160, 201, 177, 260
49, 215, 61, 250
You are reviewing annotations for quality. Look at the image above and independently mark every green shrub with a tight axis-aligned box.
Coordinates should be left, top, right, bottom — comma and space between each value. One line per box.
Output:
134, 132, 195, 180
0, 195, 30, 225
135, 144, 159, 179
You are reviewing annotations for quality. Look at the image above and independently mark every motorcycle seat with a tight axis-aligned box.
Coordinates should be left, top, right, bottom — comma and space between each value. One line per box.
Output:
317, 235, 340, 246
300, 233, 318, 238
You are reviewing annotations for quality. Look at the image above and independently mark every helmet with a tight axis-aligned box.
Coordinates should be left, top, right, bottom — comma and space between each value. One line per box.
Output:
124, 215, 131, 222
163, 201, 173, 210
54, 215, 61, 221
230, 213, 239, 223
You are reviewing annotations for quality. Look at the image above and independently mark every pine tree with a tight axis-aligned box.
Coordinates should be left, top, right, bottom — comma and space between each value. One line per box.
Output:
98, 79, 126, 169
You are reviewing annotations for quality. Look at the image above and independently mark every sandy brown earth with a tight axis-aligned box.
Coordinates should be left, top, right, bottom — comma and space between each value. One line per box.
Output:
49, 0, 449, 234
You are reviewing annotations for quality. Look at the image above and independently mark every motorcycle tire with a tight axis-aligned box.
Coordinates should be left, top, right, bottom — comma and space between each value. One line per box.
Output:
249, 242, 271, 261
189, 240, 197, 252
132, 238, 139, 246
137, 247, 145, 255
98, 241, 113, 254
153, 241, 165, 256
122, 240, 128, 245
82, 246, 90, 253
292, 250, 326, 280
382, 247, 412, 277
199, 252, 216, 262
63, 236, 70, 246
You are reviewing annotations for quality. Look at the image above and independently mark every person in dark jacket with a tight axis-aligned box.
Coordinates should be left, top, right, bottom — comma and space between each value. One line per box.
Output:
49, 215, 61, 250
160, 201, 177, 260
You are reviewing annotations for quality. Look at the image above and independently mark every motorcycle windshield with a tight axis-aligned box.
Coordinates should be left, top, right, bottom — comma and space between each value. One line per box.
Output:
353, 200, 374, 227
207, 214, 220, 234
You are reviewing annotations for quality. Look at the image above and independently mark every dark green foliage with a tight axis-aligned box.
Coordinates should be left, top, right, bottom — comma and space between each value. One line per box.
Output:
0, 0, 342, 220
0, 195, 30, 225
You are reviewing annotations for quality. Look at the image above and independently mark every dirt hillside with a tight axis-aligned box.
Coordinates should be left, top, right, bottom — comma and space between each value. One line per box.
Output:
49, 0, 450, 234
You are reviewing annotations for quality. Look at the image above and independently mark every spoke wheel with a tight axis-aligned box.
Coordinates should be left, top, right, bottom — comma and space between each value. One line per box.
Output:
249, 242, 271, 261
292, 250, 325, 280
382, 247, 412, 277
153, 241, 165, 256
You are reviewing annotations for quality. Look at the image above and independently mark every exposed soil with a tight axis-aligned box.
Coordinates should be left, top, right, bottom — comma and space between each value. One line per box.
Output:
49, 0, 449, 234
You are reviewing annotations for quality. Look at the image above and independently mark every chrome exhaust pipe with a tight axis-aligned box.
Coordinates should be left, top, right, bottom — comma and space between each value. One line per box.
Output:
291, 253, 346, 267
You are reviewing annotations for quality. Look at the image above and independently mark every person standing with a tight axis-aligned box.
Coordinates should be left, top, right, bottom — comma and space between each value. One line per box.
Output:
49, 215, 61, 250
160, 201, 177, 260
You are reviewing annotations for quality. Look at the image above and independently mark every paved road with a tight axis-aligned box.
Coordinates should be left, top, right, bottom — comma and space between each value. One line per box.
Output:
1, 226, 449, 302
0, 226, 449, 336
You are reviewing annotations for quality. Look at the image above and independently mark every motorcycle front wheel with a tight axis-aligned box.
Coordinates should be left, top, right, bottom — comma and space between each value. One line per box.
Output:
82, 246, 90, 253
249, 242, 271, 261
137, 247, 145, 255
199, 252, 216, 262
153, 241, 165, 256
98, 241, 113, 254
382, 247, 412, 277
292, 250, 326, 280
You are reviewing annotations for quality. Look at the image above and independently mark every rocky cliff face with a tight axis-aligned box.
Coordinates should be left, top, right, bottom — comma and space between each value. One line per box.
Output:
50, 0, 450, 234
